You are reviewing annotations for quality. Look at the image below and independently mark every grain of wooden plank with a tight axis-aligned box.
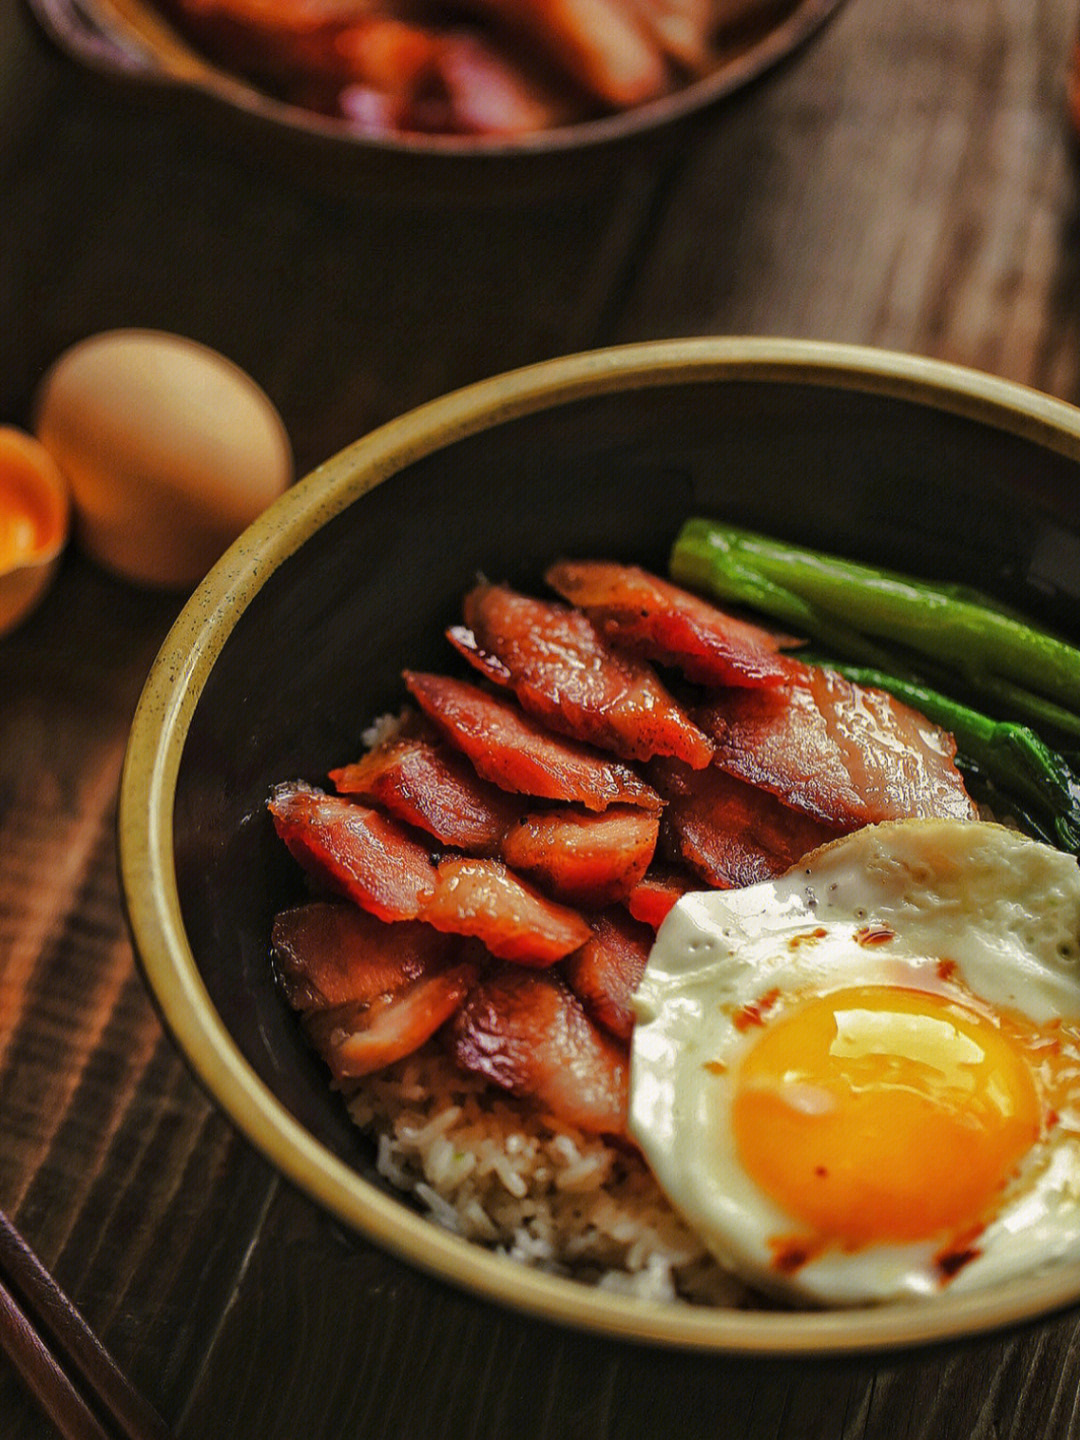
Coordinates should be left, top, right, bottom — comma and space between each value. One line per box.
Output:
0, 568, 175, 1192
170, 1182, 907, 1440
0, 553, 282, 1433
0, 864, 153, 1167
613, 0, 1080, 404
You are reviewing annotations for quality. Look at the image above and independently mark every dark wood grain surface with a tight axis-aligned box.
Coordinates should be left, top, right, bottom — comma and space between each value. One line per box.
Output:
3, 0, 1080, 1434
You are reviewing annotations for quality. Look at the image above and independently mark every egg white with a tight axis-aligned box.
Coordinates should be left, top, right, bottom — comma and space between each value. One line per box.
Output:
629, 820, 1080, 1305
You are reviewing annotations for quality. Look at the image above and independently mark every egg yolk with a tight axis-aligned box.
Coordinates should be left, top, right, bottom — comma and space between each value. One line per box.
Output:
732, 985, 1042, 1246
0, 471, 53, 569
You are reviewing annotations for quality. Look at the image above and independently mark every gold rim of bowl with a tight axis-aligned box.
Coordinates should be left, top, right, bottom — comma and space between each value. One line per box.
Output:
117, 338, 1080, 1354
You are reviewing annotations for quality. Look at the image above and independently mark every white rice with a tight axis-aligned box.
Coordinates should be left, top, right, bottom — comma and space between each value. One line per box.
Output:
342, 710, 749, 1304
345, 1044, 748, 1306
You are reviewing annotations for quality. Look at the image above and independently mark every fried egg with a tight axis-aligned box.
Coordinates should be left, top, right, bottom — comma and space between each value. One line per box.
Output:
629, 820, 1080, 1305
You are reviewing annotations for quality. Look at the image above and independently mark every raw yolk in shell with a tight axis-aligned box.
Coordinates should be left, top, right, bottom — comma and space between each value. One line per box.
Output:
732, 985, 1042, 1246
0, 469, 55, 568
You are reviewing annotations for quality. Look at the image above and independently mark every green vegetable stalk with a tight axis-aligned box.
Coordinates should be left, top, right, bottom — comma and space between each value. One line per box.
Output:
671, 519, 1080, 741
670, 518, 1080, 856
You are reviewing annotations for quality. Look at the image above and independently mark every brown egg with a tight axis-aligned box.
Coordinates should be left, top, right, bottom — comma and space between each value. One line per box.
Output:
35, 330, 293, 588
0, 426, 69, 636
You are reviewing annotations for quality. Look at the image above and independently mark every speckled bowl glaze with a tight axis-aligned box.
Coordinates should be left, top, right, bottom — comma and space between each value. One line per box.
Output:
118, 338, 1080, 1354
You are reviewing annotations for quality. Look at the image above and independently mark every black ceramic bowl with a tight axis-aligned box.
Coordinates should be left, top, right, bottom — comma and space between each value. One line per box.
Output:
25, 0, 844, 197
118, 338, 1080, 1353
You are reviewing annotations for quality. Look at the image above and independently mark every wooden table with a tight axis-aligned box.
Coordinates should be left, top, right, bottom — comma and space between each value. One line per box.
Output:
3, 0, 1080, 1434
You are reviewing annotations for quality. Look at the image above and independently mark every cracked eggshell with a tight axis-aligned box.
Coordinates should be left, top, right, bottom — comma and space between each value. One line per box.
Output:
0, 426, 69, 637
34, 330, 293, 588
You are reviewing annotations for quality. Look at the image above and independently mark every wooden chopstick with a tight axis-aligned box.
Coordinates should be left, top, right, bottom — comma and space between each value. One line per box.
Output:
0, 1272, 114, 1440
0, 1208, 175, 1440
